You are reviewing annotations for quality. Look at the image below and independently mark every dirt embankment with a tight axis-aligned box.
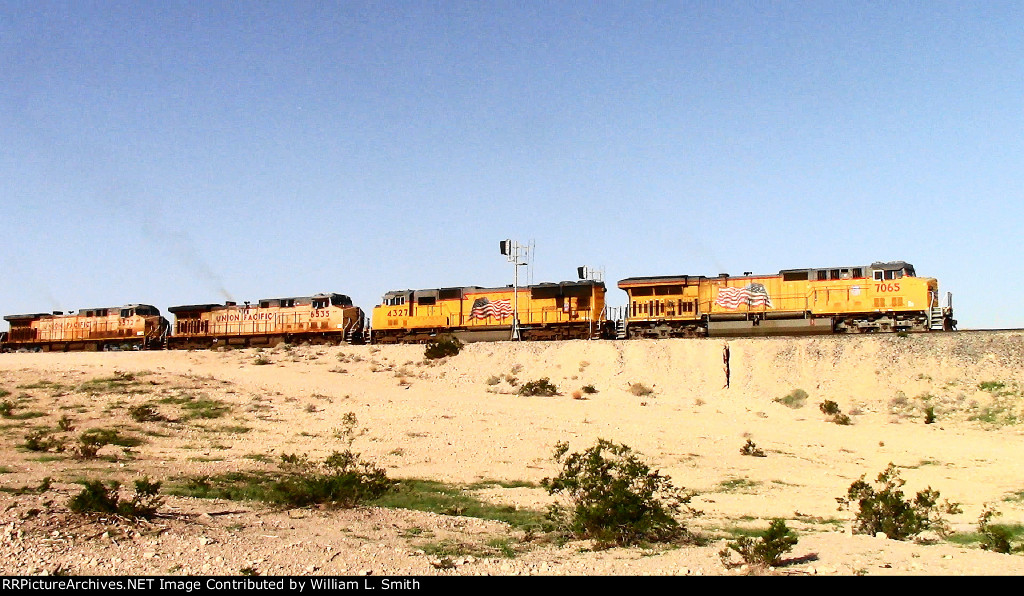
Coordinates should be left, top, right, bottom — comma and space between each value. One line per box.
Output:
1, 331, 1023, 576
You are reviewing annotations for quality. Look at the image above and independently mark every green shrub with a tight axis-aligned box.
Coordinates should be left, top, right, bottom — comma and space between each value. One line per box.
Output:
160, 395, 231, 420
832, 413, 852, 426
818, 400, 851, 425
819, 400, 841, 416
0, 399, 44, 420
774, 389, 807, 409
76, 428, 143, 459
176, 413, 395, 509
541, 439, 699, 547
836, 463, 961, 540
1, 477, 53, 496
924, 406, 937, 425
267, 450, 396, 508
739, 439, 766, 458
129, 404, 166, 423
720, 519, 798, 568
581, 385, 598, 394
424, 337, 463, 360
77, 372, 144, 395
371, 478, 546, 532
22, 430, 65, 453
518, 378, 559, 397
978, 506, 1016, 554
68, 477, 164, 519
167, 451, 395, 509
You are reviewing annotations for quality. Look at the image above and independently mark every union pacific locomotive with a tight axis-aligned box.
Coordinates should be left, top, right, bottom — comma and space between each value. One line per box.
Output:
0, 260, 955, 351
3, 305, 169, 352
370, 280, 607, 343
167, 292, 365, 349
617, 261, 956, 339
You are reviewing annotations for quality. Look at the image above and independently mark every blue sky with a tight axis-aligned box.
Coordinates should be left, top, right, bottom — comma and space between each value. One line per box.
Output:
2, 1, 1021, 329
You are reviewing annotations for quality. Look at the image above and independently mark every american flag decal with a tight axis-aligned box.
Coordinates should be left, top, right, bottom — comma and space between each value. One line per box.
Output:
715, 283, 773, 309
469, 297, 513, 320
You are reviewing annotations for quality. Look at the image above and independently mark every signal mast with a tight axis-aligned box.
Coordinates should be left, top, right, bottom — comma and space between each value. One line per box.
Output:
499, 239, 532, 340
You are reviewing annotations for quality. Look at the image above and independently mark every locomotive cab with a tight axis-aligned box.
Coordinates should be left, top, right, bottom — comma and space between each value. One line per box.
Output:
869, 261, 915, 281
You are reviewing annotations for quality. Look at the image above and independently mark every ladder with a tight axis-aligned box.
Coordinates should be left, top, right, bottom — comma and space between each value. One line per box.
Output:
929, 307, 944, 330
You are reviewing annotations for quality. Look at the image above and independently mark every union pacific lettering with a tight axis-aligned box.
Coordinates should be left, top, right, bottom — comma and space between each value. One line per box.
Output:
214, 310, 276, 323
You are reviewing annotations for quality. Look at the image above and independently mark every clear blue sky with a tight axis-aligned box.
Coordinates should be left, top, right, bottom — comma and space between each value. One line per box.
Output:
2, 1, 1021, 329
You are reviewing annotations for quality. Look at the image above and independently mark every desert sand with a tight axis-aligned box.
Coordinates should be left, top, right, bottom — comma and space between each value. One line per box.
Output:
1, 331, 1023, 576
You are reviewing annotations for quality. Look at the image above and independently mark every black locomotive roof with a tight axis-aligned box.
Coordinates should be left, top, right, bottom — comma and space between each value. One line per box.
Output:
618, 275, 706, 287
469, 280, 604, 293
4, 304, 161, 321
3, 313, 54, 322
621, 262, 918, 288
383, 280, 604, 298
167, 303, 223, 314
870, 261, 915, 272
73, 304, 160, 315
168, 293, 351, 313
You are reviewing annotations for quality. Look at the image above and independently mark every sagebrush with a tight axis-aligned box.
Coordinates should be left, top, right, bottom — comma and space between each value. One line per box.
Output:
424, 337, 463, 360
518, 378, 559, 397
720, 519, 798, 568
542, 439, 699, 547
836, 463, 961, 540
68, 478, 164, 519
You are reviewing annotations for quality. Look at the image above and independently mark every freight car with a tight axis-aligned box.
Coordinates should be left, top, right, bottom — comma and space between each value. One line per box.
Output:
616, 261, 955, 339
1, 304, 169, 351
370, 280, 608, 343
166, 292, 365, 349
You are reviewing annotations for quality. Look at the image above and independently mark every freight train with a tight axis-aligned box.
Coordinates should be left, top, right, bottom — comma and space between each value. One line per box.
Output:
1, 293, 365, 352
0, 260, 955, 351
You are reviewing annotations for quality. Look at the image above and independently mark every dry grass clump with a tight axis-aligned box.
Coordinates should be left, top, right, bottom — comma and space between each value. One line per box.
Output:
628, 383, 654, 397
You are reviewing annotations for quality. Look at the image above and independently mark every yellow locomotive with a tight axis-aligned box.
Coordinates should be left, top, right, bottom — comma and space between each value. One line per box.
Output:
370, 280, 607, 343
166, 292, 365, 349
617, 261, 955, 338
2, 304, 169, 351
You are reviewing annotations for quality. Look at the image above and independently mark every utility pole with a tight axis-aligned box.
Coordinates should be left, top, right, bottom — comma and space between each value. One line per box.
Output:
500, 239, 530, 340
